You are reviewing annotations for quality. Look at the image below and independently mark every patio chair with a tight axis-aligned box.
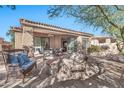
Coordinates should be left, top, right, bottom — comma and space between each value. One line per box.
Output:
53, 48, 64, 57
1, 49, 37, 84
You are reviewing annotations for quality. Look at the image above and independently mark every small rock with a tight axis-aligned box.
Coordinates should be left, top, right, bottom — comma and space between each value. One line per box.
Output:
89, 83, 92, 86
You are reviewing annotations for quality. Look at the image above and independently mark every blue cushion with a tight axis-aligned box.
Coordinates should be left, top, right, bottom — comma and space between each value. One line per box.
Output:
8, 54, 19, 65
18, 53, 31, 66
17, 54, 25, 66
20, 53, 30, 62
20, 61, 34, 71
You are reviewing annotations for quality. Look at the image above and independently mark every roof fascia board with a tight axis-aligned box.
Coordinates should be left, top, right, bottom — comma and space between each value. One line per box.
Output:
22, 22, 93, 37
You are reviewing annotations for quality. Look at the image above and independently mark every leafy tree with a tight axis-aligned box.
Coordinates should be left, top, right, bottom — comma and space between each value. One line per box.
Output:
47, 5, 124, 52
6, 28, 15, 48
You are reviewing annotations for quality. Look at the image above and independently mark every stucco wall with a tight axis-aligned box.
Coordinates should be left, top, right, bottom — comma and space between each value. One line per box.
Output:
54, 35, 61, 48
22, 25, 34, 47
50, 36, 55, 48
91, 38, 119, 54
14, 32, 22, 49
14, 25, 34, 49
14, 25, 91, 50
23, 25, 62, 48
77, 36, 90, 50
22, 31, 34, 47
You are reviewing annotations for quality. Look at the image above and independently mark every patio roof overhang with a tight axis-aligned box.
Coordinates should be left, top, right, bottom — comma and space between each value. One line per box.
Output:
20, 19, 93, 37
11, 19, 94, 38
33, 28, 80, 37
11, 27, 79, 37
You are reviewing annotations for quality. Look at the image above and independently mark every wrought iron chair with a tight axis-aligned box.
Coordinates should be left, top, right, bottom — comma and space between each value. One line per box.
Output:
1, 49, 37, 84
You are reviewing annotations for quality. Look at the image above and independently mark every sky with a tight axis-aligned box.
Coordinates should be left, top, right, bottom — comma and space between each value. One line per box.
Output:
0, 5, 106, 42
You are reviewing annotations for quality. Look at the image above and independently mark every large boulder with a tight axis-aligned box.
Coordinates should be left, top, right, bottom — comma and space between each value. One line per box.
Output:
61, 57, 86, 80
47, 54, 102, 82
40, 53, 104, 87
70, 52, 85, 63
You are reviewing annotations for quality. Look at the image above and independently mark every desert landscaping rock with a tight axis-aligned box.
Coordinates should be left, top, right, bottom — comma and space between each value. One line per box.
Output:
1, 52, 124, 88
38, 53, 105, 87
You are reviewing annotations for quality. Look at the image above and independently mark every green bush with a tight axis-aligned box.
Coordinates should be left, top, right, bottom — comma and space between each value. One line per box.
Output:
87, 45, 101, 53
119, 52, 124, 55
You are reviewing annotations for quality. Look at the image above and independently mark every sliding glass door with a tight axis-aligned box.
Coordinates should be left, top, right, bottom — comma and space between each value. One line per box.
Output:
34, 37, 49, 53
82, 38, 89, 50
67, 37, 77, 52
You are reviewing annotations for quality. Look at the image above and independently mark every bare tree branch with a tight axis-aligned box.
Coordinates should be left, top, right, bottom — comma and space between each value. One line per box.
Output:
96, 5, 120, 29
114, 5, 124, 11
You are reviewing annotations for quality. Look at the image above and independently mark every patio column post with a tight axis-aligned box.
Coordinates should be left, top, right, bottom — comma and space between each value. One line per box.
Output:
22, 27, 24, 48
22, 27, 33, 48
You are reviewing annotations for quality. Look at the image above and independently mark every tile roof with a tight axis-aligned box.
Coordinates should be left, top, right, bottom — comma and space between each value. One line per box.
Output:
11, 26, 22, 31
20, 18, 93, 37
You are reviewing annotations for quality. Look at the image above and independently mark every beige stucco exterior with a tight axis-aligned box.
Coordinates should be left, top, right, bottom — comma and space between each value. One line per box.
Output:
14, 32, 22, 49
91, 36, 119, 54
14, 31, 89, 49
54, 35, 62, 48
49, 36, 54, 48
12, 19, 93, 50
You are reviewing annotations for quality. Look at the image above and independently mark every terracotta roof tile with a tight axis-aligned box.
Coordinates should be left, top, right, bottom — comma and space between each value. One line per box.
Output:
20, 18, 93, 36
11, 26, 22, 31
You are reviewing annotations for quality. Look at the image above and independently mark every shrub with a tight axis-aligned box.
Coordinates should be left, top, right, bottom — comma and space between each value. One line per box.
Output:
119, 52, 124, 55
87, 45, 101, 53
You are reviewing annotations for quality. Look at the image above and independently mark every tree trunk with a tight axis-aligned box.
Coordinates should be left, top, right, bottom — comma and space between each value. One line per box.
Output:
116, 41, 123, 53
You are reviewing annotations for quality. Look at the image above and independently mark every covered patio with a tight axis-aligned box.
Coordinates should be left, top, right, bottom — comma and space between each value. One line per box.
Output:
33, 31, 78, 54
12, 19, 92, 54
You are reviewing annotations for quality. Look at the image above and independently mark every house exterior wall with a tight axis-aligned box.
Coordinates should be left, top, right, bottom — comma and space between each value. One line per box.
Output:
14, 30, 91, 50
91, 38, 119, 54
22, 25, 34, 46
14, 26, 34, 49
14, 32, 23, 49
22, 31, 34, 47
49, 36, 54, 48
13, 24, 92, 50
15, 26, 33, 49
14, 31, 62, 49
22, 25, 62, 49
54, 35, 61, 48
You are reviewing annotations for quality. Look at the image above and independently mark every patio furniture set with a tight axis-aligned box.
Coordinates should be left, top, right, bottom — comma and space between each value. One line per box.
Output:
0, 47, 67, 84
0, 45, 105, 86
1, 49, 37, 83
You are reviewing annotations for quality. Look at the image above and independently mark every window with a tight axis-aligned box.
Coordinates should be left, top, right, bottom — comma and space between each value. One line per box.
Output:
82, 38, 89, 49
34, 37, 42, 47
67, 37, 77, 52
34, 37, 49, 53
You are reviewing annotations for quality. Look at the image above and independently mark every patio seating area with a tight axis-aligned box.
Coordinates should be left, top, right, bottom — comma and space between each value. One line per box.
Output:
0, 48, 124, 88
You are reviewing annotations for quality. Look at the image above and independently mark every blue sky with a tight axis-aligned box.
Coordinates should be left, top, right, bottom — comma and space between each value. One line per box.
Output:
0, 5, 106, 41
